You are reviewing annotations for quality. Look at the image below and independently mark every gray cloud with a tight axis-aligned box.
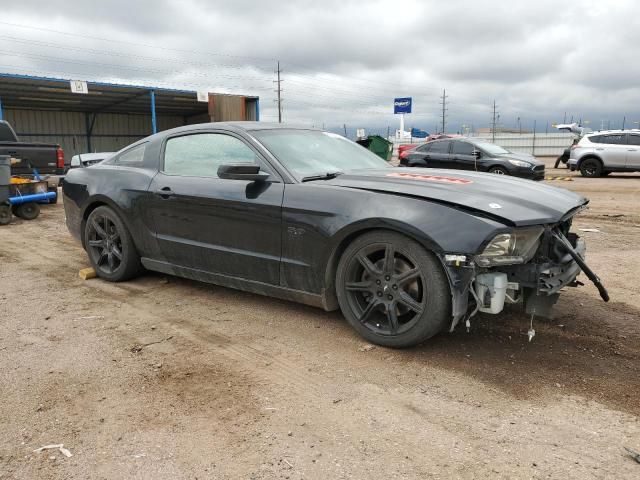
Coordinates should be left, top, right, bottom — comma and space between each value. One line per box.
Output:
1, 0, 639, 132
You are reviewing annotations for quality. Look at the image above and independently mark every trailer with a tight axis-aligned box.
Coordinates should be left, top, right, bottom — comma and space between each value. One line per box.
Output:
0, 155, 56, 225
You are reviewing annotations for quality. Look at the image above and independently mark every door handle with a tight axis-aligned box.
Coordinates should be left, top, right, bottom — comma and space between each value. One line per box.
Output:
154, 187, 174, 199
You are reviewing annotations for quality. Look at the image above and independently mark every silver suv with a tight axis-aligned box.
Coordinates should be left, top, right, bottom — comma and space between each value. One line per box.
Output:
569, 130, 640, 177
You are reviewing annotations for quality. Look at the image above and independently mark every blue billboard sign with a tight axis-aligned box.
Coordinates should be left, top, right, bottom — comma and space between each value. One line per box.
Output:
394, 97, 412, 114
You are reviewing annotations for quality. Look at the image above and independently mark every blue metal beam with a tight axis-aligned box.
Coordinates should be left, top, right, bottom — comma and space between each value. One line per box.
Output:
0, 95, 3, 120
256, 98, 260, 122
150, 89, 157, 134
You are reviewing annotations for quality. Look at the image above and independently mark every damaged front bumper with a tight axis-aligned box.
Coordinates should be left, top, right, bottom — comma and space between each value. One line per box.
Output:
441, 228, 609, 332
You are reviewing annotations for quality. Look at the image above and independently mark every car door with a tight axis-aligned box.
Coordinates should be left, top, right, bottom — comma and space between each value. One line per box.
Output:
404, 143, 431, 166
423, 140, 452, 168
591, 133, 627, 167
147, 130, 284, 285
625, 133, 640, 168
450, 140, 478, 170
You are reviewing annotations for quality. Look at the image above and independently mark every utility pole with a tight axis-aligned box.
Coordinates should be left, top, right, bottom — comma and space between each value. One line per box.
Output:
622, 116, 626, 130
563, 112, 567, 123
491, 100, 498, 142
343, 124, 347, 137
274, 61, 283, 123
532, 120, 537, 156
440, 89, 448, 133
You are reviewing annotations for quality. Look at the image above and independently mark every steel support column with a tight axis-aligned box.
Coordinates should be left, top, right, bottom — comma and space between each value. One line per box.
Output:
150, 89, 157, 134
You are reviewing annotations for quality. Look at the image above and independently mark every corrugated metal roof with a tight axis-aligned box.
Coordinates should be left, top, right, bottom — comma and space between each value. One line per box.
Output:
0, 72, 215, 116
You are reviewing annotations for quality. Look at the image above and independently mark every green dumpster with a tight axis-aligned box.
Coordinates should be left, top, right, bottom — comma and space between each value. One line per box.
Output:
356, 135, 393, 161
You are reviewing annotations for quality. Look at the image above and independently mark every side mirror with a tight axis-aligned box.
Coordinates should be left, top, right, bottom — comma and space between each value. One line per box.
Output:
217, 163, 270, 181
473, 150, 482, 158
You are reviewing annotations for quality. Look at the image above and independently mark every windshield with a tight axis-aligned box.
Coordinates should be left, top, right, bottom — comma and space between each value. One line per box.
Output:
472, 141, 510, 155
251, 129, 390, 179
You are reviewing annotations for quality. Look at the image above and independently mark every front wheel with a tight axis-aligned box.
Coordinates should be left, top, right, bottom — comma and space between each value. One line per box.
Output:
336, 231, 451, 348
84, 206, 141, 282
489, 166, 508, 175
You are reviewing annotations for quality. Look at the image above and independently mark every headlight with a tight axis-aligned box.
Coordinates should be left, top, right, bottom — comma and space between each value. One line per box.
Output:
476, 227, 544, 266
507, 159, 532, 168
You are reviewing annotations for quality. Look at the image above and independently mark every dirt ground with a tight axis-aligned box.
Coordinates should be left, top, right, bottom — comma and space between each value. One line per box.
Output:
1, 160, 640, 479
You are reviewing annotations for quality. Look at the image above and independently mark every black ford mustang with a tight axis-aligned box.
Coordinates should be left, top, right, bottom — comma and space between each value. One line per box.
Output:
63, 123, 608, 348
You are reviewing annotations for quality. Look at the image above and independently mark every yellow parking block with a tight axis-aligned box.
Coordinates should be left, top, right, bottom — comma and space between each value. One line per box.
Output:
79, 267, 97, 280
544, 176, 573, 181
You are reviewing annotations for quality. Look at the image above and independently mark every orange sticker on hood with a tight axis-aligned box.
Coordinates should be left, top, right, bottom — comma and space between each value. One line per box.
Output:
386, 172, 473, 185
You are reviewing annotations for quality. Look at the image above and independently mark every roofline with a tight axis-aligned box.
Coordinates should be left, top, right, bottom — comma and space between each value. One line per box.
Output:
0, 72, 259, 98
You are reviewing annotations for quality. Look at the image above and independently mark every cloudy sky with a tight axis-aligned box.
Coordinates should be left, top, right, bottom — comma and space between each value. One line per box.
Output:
1, 0, 639, 134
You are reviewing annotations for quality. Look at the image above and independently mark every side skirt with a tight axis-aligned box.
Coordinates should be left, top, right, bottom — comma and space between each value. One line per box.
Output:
141, 257, 335, 311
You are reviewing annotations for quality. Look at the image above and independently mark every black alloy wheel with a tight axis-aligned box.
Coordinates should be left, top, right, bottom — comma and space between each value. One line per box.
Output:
84, 206, 141, 281
336, 231, 450, 348
87, 213, 123, 274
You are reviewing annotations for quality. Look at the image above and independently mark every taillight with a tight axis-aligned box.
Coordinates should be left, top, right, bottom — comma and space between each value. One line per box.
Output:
56, 147, 64, 168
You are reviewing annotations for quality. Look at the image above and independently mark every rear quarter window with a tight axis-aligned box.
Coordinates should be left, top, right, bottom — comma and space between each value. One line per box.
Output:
114, 143, 146, 167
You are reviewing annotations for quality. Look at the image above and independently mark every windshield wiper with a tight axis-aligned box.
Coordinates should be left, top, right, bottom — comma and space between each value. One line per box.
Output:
301, 171, 343, 182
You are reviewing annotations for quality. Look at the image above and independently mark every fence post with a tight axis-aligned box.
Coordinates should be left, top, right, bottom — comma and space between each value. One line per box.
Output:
532, 120, 536, 156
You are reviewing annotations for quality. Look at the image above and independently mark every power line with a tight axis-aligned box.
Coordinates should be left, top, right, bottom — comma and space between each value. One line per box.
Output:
0, 21, 277, 64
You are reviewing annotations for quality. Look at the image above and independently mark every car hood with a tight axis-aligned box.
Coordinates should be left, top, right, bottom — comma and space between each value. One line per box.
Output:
321, 167, 587, 226
499, 152, 544, 165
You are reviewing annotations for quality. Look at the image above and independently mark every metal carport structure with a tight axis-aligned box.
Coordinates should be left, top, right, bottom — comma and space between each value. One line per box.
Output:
0, 73, 259, 157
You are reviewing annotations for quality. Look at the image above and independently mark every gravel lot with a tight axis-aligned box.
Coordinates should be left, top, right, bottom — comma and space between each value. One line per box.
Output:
1, 160, 639, 479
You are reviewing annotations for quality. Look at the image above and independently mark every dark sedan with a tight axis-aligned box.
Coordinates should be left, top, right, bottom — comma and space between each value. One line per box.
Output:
62, 123, 606, 348
400, 138, 546, 180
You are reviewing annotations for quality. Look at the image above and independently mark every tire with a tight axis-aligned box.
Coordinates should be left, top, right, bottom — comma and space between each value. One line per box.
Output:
84, 205, 141, 282
0, 205, 11, 225
579, 158, 602, 177
489, 166, 509, 175
47, 186, 59, 204
13, 202, 40, 220
336, 230, 451, 348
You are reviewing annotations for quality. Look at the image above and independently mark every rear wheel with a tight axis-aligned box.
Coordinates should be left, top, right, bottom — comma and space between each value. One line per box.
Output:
579, 158, 602, 177
84, 206, 141, 282
489, 166, 508, 175
336, 231, 450, 348
0, 205, 11, 225
12, 202, 40, 220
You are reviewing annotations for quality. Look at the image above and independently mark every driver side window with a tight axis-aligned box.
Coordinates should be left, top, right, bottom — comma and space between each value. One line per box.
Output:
163, 133, 257, 177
